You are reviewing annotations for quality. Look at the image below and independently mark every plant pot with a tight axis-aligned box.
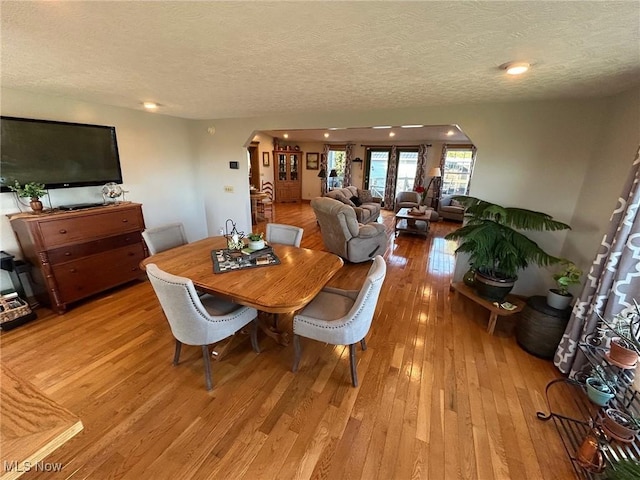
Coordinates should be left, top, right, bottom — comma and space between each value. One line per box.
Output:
575, 431, 605, 472
29, 199, 43, 214
608, 338, 639, 369
474, 269, 517, 302
248, 239, 265, 250
601, 408, 640, 442
546, 289, 573, 310
585, 377, 615, 406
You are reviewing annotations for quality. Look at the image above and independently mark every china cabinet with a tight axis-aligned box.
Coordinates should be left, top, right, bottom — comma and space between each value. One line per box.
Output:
273, 150, 302, 203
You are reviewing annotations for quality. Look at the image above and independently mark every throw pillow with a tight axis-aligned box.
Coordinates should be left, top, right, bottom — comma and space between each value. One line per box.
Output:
451, 199, 463, 208
358, 189, 373, 203
337, 195, 355, 207
350, 195, 363, 207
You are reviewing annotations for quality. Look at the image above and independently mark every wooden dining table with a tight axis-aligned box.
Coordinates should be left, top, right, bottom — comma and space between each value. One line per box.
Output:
140, 236, 344, 315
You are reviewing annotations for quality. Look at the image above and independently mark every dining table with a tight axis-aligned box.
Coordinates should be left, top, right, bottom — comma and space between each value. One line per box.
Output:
140, 236, 344, 343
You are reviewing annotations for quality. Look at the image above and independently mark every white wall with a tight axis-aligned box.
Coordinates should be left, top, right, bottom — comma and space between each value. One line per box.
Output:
0, 88, 207, 257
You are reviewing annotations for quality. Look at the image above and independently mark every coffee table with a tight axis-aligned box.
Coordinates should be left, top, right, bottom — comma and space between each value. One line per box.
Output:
395, 207, 431, 238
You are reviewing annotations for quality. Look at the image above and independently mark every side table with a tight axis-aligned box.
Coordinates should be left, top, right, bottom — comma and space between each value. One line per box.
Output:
516, 295, 571, 359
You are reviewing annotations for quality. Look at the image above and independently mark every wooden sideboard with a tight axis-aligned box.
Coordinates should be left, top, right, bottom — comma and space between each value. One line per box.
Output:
9, 203, 147, 314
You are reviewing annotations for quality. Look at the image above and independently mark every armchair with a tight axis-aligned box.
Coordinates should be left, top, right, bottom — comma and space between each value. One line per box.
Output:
310, 197, 387, 263
394, 191, 421, 213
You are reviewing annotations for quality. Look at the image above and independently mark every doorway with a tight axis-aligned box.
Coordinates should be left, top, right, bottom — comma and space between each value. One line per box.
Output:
248, 142, 260, 189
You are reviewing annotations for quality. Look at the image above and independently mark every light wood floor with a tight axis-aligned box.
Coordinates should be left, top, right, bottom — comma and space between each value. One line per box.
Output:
1, 203, 576, 479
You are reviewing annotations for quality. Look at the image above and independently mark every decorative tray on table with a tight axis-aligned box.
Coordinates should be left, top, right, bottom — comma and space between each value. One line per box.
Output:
211, 246, 280, 273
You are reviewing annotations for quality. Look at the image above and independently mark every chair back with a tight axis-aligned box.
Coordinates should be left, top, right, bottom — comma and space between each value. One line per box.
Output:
142, 223, 187, 255
147, 264, 228, 345
266, 223, 303, 247
261, 181, 274, 201
345, 256, 387, 343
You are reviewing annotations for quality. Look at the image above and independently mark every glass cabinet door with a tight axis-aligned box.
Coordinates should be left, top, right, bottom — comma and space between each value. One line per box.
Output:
278, 153, 287, 181
290, 154, 298, 181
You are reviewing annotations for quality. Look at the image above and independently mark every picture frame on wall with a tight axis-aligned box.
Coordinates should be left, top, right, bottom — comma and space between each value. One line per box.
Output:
262, 152, 270, 167
306, 152, 319, 170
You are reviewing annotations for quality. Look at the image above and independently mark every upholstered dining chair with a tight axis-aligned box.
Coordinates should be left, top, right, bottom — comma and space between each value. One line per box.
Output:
266, 223, 304, 247
142, 223, 187, 255
145, 263, 260, 391
292, 255, 387, 387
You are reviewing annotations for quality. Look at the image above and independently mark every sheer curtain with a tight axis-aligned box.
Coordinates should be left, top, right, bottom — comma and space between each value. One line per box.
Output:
414, 144, 429, 189
555, 145, 640, 377
343, 143, 354, 186
383, 146, 398, 210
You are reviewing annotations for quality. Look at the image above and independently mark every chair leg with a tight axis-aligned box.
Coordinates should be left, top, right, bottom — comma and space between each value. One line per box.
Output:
173, 340, 182, 365
202, 345, 213, 391
250, 318, 261, 353
292, 334, 302, 372
360, 338, 367, 351
349, 343, 358, 387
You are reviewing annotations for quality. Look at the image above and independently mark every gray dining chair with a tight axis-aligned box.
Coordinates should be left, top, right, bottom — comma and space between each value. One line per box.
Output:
145, 263, 260, 391
292, 255, 387, 387
142, 223, 187, 255
266, 223, 304, 247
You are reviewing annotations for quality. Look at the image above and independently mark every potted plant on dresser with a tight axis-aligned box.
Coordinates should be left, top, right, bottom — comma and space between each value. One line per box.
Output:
445, 196, 571, 301
547, 260, 583, 310
7, 180, 47, 214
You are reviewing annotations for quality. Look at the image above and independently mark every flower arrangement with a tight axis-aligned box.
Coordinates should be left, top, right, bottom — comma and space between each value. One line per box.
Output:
414, 185, 427, 204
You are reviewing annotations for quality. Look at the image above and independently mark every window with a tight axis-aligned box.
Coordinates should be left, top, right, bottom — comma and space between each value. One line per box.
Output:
396, 150, 418, 192
441, 146, 475, 196
328, 148, 346, 189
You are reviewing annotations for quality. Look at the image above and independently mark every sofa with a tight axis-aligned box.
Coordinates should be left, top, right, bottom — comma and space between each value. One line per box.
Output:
311, 197, 387, 263
438, 195, 465, 222
325, 186, 382, 224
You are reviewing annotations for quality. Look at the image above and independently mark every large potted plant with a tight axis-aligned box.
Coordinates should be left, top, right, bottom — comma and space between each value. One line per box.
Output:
445, 196, 571, 301
547, 260, 583, 310
7, 180, 48, 214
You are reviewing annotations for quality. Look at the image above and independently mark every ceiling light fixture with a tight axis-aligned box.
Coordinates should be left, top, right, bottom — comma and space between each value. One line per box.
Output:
283, 133, 289, 139
401, 125, 424, 128
502, 62, 530, 75
372, 126, 392, 129
389, 132, 396, 137
446, 130, 455, 136
143, 102, 159, 110
323, 133, 330, 138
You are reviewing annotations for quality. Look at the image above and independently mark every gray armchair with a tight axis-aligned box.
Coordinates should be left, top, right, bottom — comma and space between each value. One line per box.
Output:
394, 191, 421, 213
438, 195, 465, 222
310, 197, 387, 263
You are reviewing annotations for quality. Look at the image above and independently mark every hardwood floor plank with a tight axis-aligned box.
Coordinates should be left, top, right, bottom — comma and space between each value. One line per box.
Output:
0, 203, 578, 479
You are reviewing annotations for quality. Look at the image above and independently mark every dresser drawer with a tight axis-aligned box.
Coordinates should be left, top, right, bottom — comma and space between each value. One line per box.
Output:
51, 244, 145, 304
47, 232, 143, 265
39, 207, 144, 249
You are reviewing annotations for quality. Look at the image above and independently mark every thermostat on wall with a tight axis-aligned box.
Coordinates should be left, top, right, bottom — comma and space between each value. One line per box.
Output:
229, 161, 239, 169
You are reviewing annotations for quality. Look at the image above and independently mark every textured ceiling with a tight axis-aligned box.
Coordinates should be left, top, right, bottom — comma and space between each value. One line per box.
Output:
1, 1, 639, 121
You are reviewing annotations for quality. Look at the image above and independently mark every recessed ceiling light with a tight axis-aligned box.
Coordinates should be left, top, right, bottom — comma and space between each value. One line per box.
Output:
143, 102, 159, 110
401, 125, 424, 128
372, 126, 392, 129
446, 130, 455, 136
328, 127, 342, 131
323, 133, 330, 138
389, 132, 396, 137
502, 62, 530, 75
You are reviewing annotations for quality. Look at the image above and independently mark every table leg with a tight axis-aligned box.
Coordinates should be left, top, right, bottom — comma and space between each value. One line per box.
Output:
487, 312, 498, 335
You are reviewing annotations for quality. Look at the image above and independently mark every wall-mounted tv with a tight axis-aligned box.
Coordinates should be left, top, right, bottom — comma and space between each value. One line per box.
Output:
0, 116, 123, 192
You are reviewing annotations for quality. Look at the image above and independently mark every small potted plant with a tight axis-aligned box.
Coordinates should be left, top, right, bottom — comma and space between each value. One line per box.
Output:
585, 372, 616, 407
247, 232, 265, 251
599, 303, 640, 369
7, 180, 48, 214
547, 260, 582, 310
601, 408, 640, 442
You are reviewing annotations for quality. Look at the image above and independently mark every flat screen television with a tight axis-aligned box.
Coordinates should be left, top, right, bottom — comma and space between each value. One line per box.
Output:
0, 116, 123, 192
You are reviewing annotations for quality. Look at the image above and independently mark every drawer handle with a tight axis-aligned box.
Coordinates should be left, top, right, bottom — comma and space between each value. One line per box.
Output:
122, 219, 128, 223
64, 252, 71, 256
69, 268, 77, 273
59, 229, 67, 234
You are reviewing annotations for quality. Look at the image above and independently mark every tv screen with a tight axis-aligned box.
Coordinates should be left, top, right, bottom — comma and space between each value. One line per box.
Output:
0, 116, 123, 192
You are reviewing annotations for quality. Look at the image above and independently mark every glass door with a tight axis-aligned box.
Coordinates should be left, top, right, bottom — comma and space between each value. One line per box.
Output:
365, 150, 390, 200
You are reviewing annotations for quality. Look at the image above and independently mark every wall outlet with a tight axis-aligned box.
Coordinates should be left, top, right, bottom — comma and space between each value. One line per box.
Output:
224, 185, 234, 193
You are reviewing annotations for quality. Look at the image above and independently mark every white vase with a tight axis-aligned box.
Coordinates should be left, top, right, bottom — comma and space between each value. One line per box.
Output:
249, 239, 265, 250
546, 289, 573, 310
